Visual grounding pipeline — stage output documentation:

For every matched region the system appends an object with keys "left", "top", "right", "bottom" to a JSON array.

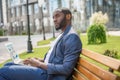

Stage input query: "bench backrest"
[{"left": 72, "top": 49, "right": 120, "bottom": 80}]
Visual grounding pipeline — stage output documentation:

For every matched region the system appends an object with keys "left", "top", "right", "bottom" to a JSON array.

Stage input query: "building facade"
[
  {"left": 68, "top": 0, "right": 120, "bottom": 32},
  {"left": 2, "top": 0, "right": 50, "bottom": 35},
  {"left": 2, "top": 0, "right": 120, "bottom": 35},
  {"left": 52, "top": 0, "right": 120, "bottom": 32},
  {"left": 85, "top": 0, "right": 120, "bottom": 31},
  {"left": 0, "top": 0, "right": 3, "bottom": 27}
]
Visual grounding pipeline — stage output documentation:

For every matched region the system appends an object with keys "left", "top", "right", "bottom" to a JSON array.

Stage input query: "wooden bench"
[{"left": 72, "top": 49, "right": 120, "bottom": 80}]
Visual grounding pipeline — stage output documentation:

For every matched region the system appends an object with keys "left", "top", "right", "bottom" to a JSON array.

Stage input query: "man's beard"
[{"left": 56, "top": 17, "right": 67, "bottom": 30}]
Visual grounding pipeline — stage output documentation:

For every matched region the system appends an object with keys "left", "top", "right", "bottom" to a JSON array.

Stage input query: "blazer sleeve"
[{"left": 47, "top": 34, "right": 82, "bottom": 75}]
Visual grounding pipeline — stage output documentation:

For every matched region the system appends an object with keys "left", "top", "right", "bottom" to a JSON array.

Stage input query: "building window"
[
  {"left": 44, "top": 18, "right": 48, "bottom": 27},
  {"left": 9, "top": 0, "right": 20, "bottom": 7},
  {"left": 42, "top": 3, "right": 47, "bottom": 14},
  {"left": 86, "top": 0, "right": 91, "bottom": 18},
  {"left": 10, "top": 0, "right": 14, "bottom": 7},
  {"left": 16, "top": 7, "right": 19, "bottom": 16},
  {"left": 34, "top": 3, "right": 39, "bottom": 14},
  {"left": 98, "top": 0, "right": 103, "bottom": 6},
  {"left": 14, "top": 0, "right": 19, "bottom": 5},
  {"left": 21, "top": 0, "right": 26, "bottom": 4},
  {"left": 11, "top": 8, "right": 14, "bottom": 17},
  {"left": 8, "top": 0, "right": 11, "bottom": 7},
  {"left": 108, "top": 0, "right": 112, "bottom": 6},
  {"left": 23, "top": 21, "right": 26, "bottom": 30},
  {"left": 22, "top": 6, "right": 26, "bottom": 15},
  {"left": 29, "top": 5, "right": 32, "bottom": 15}
]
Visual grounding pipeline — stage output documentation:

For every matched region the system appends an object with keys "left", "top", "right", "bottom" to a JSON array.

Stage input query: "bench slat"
[
  {"left": 72, "top": 70, "right": 86, "bottom": 80},
  {"left": 82, "top": 49, "right": 120, "bottom": 71},
  {"left": 76, "top": 64, "right": 101, "bottom": 80},
  {"left": 79, "top": 58, "right": 117, "bottom": 80}
]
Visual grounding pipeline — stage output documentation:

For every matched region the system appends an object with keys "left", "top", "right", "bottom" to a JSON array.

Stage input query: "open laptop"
[{"left": 5, "top": 42, "right": 23, "bottom": 64}]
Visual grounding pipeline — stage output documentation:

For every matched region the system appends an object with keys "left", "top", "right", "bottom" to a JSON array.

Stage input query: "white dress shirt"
[{"left": 44, "top": 33, "right": 63, "bottom": 64}]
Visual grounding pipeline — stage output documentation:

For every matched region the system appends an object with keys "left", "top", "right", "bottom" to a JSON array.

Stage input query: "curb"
[{"left": 0, "top": 37, "right": 8, "bottom": 42}]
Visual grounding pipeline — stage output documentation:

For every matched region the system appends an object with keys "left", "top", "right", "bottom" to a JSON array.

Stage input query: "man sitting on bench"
[{"left": 0, "top": 8, "right": 82, "bottom": 80}]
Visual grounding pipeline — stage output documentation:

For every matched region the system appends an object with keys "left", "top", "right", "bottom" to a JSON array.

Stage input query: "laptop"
[{"left": 5, "top": 42, "right": 23, "bottom": 64}]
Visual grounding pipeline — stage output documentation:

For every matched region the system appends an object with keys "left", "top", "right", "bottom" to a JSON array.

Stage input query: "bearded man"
[{"left": 0, "top": 8, "right": 82, "bottom": 80}]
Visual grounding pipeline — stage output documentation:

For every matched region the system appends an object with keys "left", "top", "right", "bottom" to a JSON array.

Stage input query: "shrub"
[
  {"left": 22, "top": 31, "right": 27, "bottom": 35},
  {"left": 103, "top": 49, "right": 118, "bottom": 58},
  {"left": 87, "top": 24, "right": 106, "bottom": 44},
  {"left": 0, "top": 29, "right": 3, "bottom": 36}
]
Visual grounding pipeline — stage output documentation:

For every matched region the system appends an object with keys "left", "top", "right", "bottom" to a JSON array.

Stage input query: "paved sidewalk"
[{"left": 107, "top": 31, "right": 120, "bottom": 36}]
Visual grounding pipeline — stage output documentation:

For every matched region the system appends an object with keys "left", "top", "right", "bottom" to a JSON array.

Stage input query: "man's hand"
[
  {"left": 23, "top": 58, "right": 48, "bottom": 70},
  {"left": 23, "top": 58, "right": 41, "bottom": 67}
]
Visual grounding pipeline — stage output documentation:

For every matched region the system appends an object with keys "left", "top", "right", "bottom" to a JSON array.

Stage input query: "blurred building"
[
  {"left": 49, "top": 0, "right": 120, "bottom": 32},
  {"left": 0, "top": 0, "right": 3, "bottom": 27},
  {"left": 2, "top": 0, "right": 50, "bottom": 35},
  {"left": 1, "top": 0, "right": 120, "bottom": 35},
  {"left": 85, "top": 0, "right": 120, "bottom": 31},
  {"left": 68, "top": 0, "right": 120, "bottom": 32}
]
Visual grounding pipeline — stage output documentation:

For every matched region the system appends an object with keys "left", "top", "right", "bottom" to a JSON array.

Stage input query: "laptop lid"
[{"left": 5, "top": 42, "right": 21, "bottom": 64}]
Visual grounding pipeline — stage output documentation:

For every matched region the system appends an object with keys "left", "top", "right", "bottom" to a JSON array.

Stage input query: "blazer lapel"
[
  {"left": 48, "top": 33, "right": 63, "bottom": 63},
  {"left": 48, "top": 25, "right": 72, "bottom": 63}
]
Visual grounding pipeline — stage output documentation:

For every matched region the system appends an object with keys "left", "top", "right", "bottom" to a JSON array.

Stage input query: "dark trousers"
[{"left": 0, "top": 62, "right": 47, "bottom": 80}]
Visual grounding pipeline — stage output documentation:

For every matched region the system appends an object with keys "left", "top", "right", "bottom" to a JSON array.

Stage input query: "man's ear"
[{"left": 66, "top": 14, "right": 71, "bottom": 20}]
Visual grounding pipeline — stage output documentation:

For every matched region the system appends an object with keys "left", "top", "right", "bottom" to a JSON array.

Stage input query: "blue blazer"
[{"left": 45, "top": 25, "right": 82, "bottom": 80}]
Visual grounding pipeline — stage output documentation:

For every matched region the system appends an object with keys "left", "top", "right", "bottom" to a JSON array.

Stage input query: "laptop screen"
[{"left": 5, "top": 43, "right": 20, "bottom": 64}]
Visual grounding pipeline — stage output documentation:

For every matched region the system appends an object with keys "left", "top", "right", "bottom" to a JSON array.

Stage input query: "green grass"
[
  {"left": 0, "top": 59, "right": 11, "bottom": 67},
  {"left": 37, "top": 38, "right": 55, "bottom": 46},
  {"left": 19, "top": 47, "right": 49, "bottom": 59},
  {"left": 0, "top": 47, "right": 50, "bottom": 67},
  {"left": 80, "top": 35, "right": 120, "bottom": 59}
]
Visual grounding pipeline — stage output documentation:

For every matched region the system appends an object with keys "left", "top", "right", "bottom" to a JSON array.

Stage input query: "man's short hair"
[{"left": 54, "top": 8, "right": 72, "bottom": 20}]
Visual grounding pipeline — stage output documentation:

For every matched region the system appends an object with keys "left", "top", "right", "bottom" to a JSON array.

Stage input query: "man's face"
[{"left": 53, "top": 11, "right": 65, "bottom": 30}]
